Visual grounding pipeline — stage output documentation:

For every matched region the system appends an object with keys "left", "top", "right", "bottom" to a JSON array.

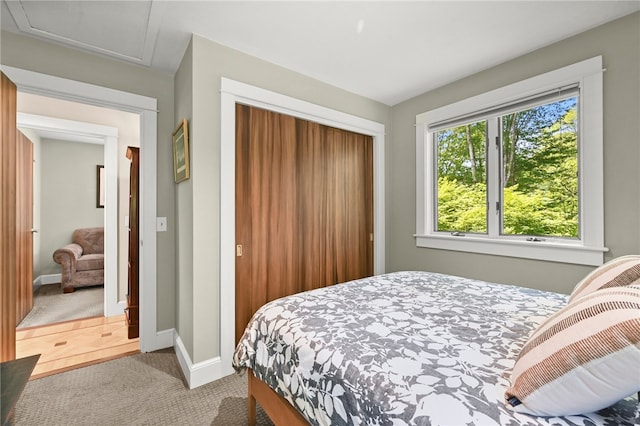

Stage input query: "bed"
[{"left": 232, "top": 270, "right": 640, "bottom": 425}]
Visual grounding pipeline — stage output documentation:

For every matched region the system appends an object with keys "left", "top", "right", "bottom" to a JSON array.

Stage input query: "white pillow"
[
  {"left": 505, "top": 285, "right": 640, "bottom": 416},
  {"left": 569, "top": 255, "right": 640, "bottom": 303}
]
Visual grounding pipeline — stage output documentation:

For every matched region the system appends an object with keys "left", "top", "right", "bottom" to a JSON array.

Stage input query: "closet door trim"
[{"left": 219, "top": 77, "right": 386, "bottom": 376}]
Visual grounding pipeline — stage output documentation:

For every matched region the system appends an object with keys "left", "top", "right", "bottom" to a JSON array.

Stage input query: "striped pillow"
[
  {"left": 505, "top": 285, "right": 640, "bottom": 416},
  {"left": 569, "top": 255, "right": 640, "bottom": 303}
]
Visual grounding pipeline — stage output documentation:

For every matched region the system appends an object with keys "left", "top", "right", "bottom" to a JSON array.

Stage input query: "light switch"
[{"left": 156, "top": 217, "right": 167, "bottom": 232}]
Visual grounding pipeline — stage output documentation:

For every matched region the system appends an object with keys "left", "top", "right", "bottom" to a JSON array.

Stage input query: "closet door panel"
[
  {"left": 297, "top": 123, "right": 373, "bottom": 288},
  {"left": 236, "top": 105, "right": 298, "bottom": 343},
  {"left": 235, "top": 104, "right": 374, "bottom": 343},
  {"left": 235, "top": 104, "right": 253, "bottom": 343},
  {"left": 323, "top": 127, "right": 373, "bottom": 285},
  {"left": 297, "top": 120, "right": 331, "bottom": 290}
]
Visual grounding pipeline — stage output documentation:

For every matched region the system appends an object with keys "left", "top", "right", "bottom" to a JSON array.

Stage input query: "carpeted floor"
[
  {"left": 17, "top": 284, "right": 104, "bottom": 328},
  {"left": 14, "top": 348, "right": 274, "bottom": 425}
]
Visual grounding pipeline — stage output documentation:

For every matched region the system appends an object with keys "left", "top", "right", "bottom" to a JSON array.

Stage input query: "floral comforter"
[{"left": 232, "top": 271, "right": 639, "bottom": 426}]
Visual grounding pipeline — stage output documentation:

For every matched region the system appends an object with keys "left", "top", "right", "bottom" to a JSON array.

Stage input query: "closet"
[{"left": 235, "top": 104, "right": 374, "bottom": 342}]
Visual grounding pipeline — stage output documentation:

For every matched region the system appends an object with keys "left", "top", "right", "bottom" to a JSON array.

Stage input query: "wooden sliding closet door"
[
  {"left": 235, "top": 105, "right": 299, "bottom": 343},
  {"left": 235, "top": 104, "right": 374, "bottom": 343},
  {"left": 297, "top": 121, "right": 374, "bottom": 291}
]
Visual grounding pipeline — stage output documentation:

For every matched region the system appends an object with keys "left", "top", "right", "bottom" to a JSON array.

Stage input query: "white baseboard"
[
  {"left": 34, "top": 273, "right": 61, "bottom": 287},
  {"left": 174, "top": 332, "right": 230, "bottom": 389}
]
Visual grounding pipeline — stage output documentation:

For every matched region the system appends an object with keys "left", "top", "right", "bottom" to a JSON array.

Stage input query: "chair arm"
[{"left": 53, "top": 243, "right": 83, "bottom": 282}]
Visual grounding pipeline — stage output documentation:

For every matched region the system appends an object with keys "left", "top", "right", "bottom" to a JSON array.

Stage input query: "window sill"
[{"left": 414, "top": 234, "right": 607, "bottom": 266}]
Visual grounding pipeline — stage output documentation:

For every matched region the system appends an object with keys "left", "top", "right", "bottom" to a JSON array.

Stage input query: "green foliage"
[
  {"left": 437, "top": 179, "right": 578, "bottom": 237},
  {"left": 437, "top": 177, "right": 486, "bottom": 233},
  {"left": 436, "top": 99, "right": 578, "bottom": 238},
  {"left": 503, "top": 185, "right": 577, "bottom": 237}
]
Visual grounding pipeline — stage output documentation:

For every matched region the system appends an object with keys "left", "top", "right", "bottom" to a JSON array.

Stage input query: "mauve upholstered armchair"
[{"left": 53, "top": 227, "right": 104, "bottom": 293}]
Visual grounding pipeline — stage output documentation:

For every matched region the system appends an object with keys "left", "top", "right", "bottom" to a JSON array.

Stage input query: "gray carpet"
[
  {"left": 17, "top": 284, "right": 104, "bottom": 328},
  {"left": 14, "top": 349, "right": 274, "bottom": 425}
]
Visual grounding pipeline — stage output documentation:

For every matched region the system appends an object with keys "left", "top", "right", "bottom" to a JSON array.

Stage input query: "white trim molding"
[
  {"left": 2, "top": 65, "right": 165, "bottom": 351},
  {"left": 34, "top": 273, "right": 61, "bottom": 287},
  {"left": 415, "top": 56, "right": 606, "bottom": 266},
  {"left": 174, "top": 331, "right": 225, "bottom": 389}
]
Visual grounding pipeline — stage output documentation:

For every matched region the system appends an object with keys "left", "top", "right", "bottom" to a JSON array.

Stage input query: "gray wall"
[
  {"left": 1, "top": 30, "right": 177, "bottom": 331},
  {"left": 40, "top": 139, "right": 104, "bottom": 275},
  {"left": 174, "top": 37, "right": 194, "bottom": 357},
  {"left": 388, "top": 12, "right": 640, "bottom": 294},
  {"left": 175, "top": 35, "right": 393, "bottom": 363}
]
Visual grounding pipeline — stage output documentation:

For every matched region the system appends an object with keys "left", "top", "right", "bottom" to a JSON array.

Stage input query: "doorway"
[
  {"left": 15, "top": 94, "right": 136, "bottom": 325},
  {"left": 1, "top": 65, "right": 160, "bottom": 360},
  {"left": 12, "top": 94, "right": 140, "bottom": 375}
]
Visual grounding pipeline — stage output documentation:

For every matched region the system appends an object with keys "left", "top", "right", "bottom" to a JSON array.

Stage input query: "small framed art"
[{"left": 173, "top": 119, "right": 190, "bottom": 183}]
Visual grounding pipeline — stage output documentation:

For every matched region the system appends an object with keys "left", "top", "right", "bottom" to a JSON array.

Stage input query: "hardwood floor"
[{"left": 15, "top": 314, "right": 139, "bottom": 379}]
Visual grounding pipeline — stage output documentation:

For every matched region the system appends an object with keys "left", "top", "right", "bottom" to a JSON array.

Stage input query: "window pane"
[
  {"left": 435, "top": 121, "right": 487, "bottom": 233},
  {"left": 501, "top": 97, "right": 578, "bottom": 238}
]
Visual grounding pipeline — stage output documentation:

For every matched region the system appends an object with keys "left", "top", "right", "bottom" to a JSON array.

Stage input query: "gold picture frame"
[{"left": 173, "top": 119, "right": 190, "bottom": 183}]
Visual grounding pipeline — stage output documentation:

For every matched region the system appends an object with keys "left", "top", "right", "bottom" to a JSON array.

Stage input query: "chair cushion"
[
  {"left": 76, "top": 254, "right": 104, "bottom": 271},
  {"left": 72, "top": 227, "right": 104, "bottom": 255}
]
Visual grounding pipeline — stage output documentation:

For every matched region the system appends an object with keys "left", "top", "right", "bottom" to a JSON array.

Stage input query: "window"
[{"left": 416, "top": 57, "right": 605, "bottom": 266}]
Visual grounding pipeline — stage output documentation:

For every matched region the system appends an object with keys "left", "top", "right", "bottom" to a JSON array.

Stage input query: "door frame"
[
  {"left": 17, "top": 112, "right": 120, "bottom": 317},
  {"left": 2, "top": 65, "right": 162, "bottom": 352},
  {"left": 219, "top": 77, "right": 386, "bottom": 376}
]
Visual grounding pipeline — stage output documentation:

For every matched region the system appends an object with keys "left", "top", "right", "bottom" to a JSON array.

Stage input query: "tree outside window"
[{"left": 435, "top": 97, "right": 578, "bottom": 239}]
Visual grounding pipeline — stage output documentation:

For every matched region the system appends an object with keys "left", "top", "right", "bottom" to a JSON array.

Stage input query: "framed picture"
[
  {"left": 173, "top": 118, "right": 190, "bottom": 183},
  {"left": 96, "top": 165, "right": 105, "bottom": 208}
]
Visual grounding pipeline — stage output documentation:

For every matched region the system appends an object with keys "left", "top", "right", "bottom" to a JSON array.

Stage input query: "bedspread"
[{"left": 232, "top": 271, "right": 639, "bottom": 426}]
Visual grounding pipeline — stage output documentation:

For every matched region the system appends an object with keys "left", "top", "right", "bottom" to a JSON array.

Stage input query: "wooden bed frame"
[{"left": 248, "top": 368, "right": 308, "bottom": 426}]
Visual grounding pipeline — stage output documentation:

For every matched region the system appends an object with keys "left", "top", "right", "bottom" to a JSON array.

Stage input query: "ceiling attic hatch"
[{"left": 5, "top": 0, "right": 163, "bottom": 67}]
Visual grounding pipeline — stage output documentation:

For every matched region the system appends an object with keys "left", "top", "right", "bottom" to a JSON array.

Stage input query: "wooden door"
[
  {"left": 235, "top": 106, "right": 299, "bottom": 343},
  {"left": 1, "top": 71, "right": 18, "bottom": 361},
  {"left": 235, "top": 104, "right": 374, "bottom": 343},
  {"left": 125, "top": 147, "right": 139, "bottom": 339},
  {"left": 16, "top": 131, "right": 34, "bottom": 325}
]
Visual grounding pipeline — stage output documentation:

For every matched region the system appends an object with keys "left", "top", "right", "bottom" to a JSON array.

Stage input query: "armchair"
[{"left": 53, "top": 227, "right": 104, "bottom": 293}]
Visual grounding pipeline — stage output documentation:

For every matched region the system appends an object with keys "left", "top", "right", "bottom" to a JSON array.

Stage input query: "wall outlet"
[{"left": 156, "top": 217, "right": 167, "bottom": 232}]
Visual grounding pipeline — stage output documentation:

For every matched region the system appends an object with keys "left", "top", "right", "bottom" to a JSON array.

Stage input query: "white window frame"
[{"left": 415, "top": 56, "right": 606, "bottom": 266}]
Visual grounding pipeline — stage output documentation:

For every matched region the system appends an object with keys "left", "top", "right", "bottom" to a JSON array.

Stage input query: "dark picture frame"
[
  {"left": 96, "top": 165, "right": 105, "bottom": 208},
  {"left": 173, "top": 119, "right": 190, "bottom": 183}
]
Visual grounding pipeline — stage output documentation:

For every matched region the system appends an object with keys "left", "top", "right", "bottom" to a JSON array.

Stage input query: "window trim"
[{"left": 415, "top": 56, "right": 606, "bottom": 266}]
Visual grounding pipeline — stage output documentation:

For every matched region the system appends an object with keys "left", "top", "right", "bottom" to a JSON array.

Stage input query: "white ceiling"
[{"left": 2, "top": 1, "right": 639, "bottom": 106}]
